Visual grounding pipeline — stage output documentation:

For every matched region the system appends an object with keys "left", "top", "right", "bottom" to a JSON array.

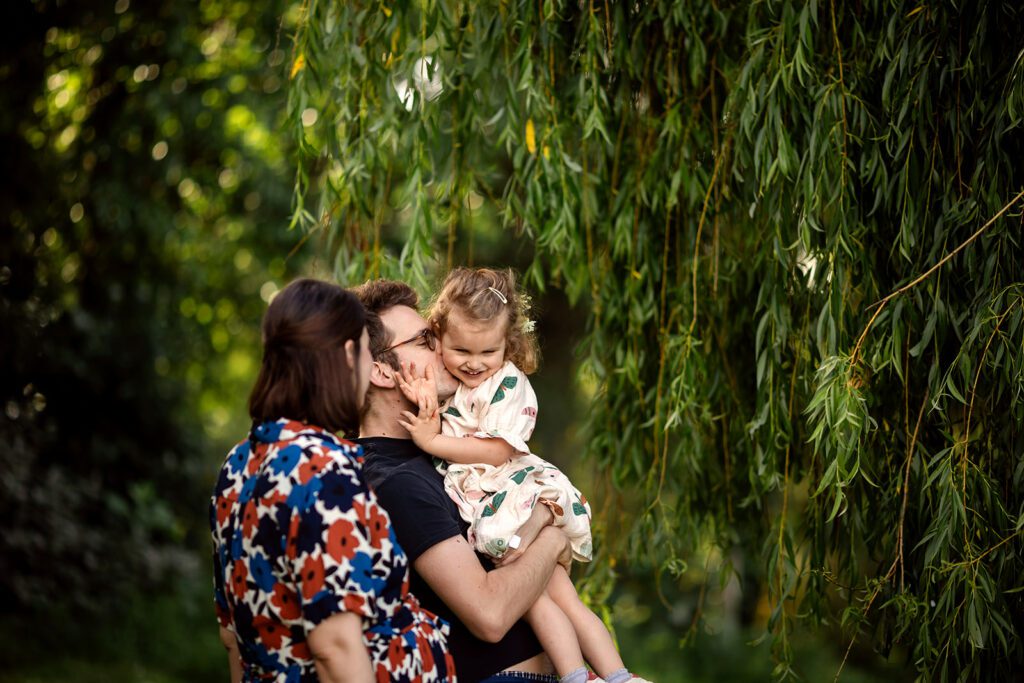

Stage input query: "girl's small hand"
[
  {"left": 397, "top": 370, "right": 441, "bottom": 450},
  {"left": 396, "top": 361, "right": 438, "bottom": 412},
  {"left": 398, "top": 407, "right": 440, "bottom": 450}
]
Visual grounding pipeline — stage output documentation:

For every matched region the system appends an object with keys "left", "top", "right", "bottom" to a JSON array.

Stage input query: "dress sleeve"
[
  {"left": 475, "top": 364, "right": 538, "bottom": 455},
  {"left": 284, "top": 443, "right": 386, "bottom": 633},
  {"left": 212, "top": 544, "right": 233, "bottom": 631}
]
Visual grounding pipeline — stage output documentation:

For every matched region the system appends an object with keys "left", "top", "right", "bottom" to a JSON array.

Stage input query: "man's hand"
[
  {"left": 496, "top": 499, "right": 554, "bottom": 567},
  {"left": 397, "top": 362, "right": 441, "bottom": 450}
]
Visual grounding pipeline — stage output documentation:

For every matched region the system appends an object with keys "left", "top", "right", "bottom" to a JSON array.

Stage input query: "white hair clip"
[{"left": 487, "top": 286, "right": 508, "bottom": 304}]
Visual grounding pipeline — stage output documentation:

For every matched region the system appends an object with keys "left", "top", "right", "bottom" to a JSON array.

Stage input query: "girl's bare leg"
[
  {"left": 524, "top": 590, "right": 585, "bottom": 677},
  {"left": 547, "top": 565, "right": 625, "bottom": 677}
]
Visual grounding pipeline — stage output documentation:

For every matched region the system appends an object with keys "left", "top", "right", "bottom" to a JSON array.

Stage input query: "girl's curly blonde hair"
[{"left": 428, "top": 267, "right": 539, "bottom": 375}]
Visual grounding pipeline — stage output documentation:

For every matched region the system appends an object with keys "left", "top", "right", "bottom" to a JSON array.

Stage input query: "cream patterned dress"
[{"left": 438, "top": 360, "right": 593, "bottom": 562}]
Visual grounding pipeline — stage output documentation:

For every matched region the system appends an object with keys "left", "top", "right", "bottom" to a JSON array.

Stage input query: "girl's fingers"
[
  {"left": 417, "top": 391, "right": 429, "bottom": 416},
  {"left": 400, "top": 411, "right": 417, "bottom": 424}
]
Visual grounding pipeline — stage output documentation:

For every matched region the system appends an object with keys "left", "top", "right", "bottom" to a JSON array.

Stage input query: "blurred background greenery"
[{"left": 1, "top": 1, "right": 911, "bottom": 681}]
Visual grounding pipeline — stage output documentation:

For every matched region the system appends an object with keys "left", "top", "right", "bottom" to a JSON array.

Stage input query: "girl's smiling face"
[{"left": 440, "top": 308, "right": 507, "bottom": 389}]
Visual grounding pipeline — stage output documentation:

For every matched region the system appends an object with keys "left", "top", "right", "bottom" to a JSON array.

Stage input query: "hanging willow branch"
[{"left": 290, "top": 1, "right": 1024, "bottom": 679}]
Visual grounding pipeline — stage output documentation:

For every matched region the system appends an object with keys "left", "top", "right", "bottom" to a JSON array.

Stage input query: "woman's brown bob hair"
[{"left": 248, "top": 278, "right": 366, "bottom": 435}]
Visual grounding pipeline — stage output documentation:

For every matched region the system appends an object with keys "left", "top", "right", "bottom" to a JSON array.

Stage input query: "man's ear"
[{"left": 369, "top": 360, "right": 397, "bottom": 389}]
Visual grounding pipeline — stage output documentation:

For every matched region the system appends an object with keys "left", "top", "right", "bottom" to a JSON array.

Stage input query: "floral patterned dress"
[
  {"left": 439, "top": 361, "right": 593, "bottom": 562},
  {"left": 210, "top": 418, "right": 455, "bottom": 682}
]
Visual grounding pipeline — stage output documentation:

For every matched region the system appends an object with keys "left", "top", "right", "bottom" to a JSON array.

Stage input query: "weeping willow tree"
[{"left": 287, "top": 0, "right": 1024, "bottom": 679}]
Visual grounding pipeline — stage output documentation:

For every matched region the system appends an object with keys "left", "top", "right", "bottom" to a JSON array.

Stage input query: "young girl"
[{"left": 397, "top": 267, "right": 648, "bottom": 683}]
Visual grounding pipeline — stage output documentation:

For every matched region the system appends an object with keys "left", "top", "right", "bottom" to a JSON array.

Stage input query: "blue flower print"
[
  {"left": 286, "top": 478, "right": 323, "bottom": 512},
  {"left": 253, "top": 515, "right": 284, "bottom": 559},
  {"left": 219, "top": 543, "right": 232, "bottom": 573},
  {"left": 227, "top": 441, "right": 250, "bottom": 474},
  {"left": 350, "top": 551, "right": 386, "bottom": 594},
  {"left": 269, "top": 445, "right": 302, "bottom": 476},
  {"left": 213, "top": 466, "right": 235, "bottom": 496},
  {"left": 231, "top": 528, "right": 244, "bottom": 560},
  {"left": 239, "top": 476, "right": 258, "bottom": 504},
  {"left": 303, "top": 590, "right": 342, "bottom": 625},
  {"left": 318, "top": 469, "right": 357, "bottom": 511},
  {"left": 252, "top": 420, "right": 284, "bottom": 444},
  {"left": 249, "top": 552, "right": 276, "bottom": 593},
  {"left": 293, "top": 508, "right": 325, "bottom": 557}
]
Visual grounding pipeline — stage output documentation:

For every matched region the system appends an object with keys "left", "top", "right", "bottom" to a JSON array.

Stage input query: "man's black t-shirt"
[{"left": 356, "top": 437, "right": 543, "bottom": 682}]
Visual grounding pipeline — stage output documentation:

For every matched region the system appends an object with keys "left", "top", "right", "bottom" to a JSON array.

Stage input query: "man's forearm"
[
  {"left": 481, "top": 526, "right": 568, "bottom": 635},
  {"left": 412, "top": 506, "right": 571, "bottom": 642}
]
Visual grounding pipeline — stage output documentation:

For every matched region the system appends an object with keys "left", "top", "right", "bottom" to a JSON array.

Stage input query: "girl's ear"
[
  {"left": 343, "top": 339, "right": 356, "bottom": 370},
  {"left": 369, "top": 360, "right": 396, "bottom": 389}
]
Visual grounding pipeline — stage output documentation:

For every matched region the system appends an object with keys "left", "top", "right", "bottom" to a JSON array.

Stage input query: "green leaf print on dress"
[
  {"left": 490, "top": 376, "right": 519, "bottom": 404},
  {"left": 572, "top": 502, "right": 587, "bottom": 516},
  {"left": 444, "top": 406, "right": 462, "bottom": 418},
  {"left": 484, "top": 537, "right": 508, "bottom": 557},
  {"left": 480, "top": 490, "right": 507, "bottom": 517},
  {"left": 509, "top": 466, "right": 535, "bottom": 484}
]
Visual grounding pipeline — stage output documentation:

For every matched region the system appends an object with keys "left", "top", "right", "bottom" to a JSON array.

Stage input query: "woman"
[{"left": 210, "top": 278, "right": 455, "bottom": 682}]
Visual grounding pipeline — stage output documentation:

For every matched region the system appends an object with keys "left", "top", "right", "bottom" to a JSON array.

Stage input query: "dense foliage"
[
  {"left": 291, "top": 1, "right": 1024, "bottom": 679},
  {"left": 0, "top": 0, "right": 299, "bottom": 612}
]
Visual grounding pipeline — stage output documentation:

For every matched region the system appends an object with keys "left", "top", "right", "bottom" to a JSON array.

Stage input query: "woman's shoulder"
[{"left": 250, "top": 418, "right": 364, "bottom": 467}]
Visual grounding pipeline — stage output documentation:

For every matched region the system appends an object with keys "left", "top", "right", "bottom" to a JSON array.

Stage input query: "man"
[{"left": 352, "top": 279, "right": 570, "bottom": 683}]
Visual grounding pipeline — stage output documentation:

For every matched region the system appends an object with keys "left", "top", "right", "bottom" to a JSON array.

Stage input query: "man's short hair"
[{"left": 350, "top": 279, "right": 419, "bottom": 370}]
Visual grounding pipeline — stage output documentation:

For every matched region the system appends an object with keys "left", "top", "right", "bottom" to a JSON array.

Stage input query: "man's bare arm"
[{"left": 414, "top": 508, "right": 570, "bottom": 643}]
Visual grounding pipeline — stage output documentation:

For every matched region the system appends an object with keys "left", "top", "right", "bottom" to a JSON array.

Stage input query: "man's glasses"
[{"left": 382, "top": 327, "right": 437, "bottom": 353}]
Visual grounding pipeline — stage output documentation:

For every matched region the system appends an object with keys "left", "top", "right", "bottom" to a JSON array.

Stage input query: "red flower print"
[
  {"left": 230, "top": 560, "right": 248, "bottom": 598},
  {"left": 361, "top": 502, "right": 390, "bottom": 549},
  {"left": 271, "top": 584, "right": 301, "bottom": 621},
  {"left": 246, "top": 447, "right": 267, "bottom": 474},
  {"left": 216, "top": 492, "right": 238, "bottom": 526},
  {"left": 286, "top": 514, "right": 301, "bottom": 559},
  {"left": 241, "top": 500, "right": 259, "bottom": 538},
  {"left": 417, "top": 634, "right": 435, "bottom": 672},
  {"left": 387, "top": 636, "right": 407, "bottom": 670},
  {"left": 291, "top": 641, "right": 310, "bottom": 660},
  {"left": 253, "top": 615, "right": 289, "bottom": 650},
  {"left": 215, "top": 602, "right": 231, "bottom": 629},
  {"left": 343, "top": 593, "right": 366, "bottom": 615},
  {"left": 326, "top": 518, "right": 359, "bottom": 562},
  {"left": 299, "top": 452, "right": 332, "bottom": 484},
  {"left": 264, "top": 490, "right": 288, "bottom": 507},
  {"left": 299, "top": 554, "right": 325, "bottom": 601}
]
